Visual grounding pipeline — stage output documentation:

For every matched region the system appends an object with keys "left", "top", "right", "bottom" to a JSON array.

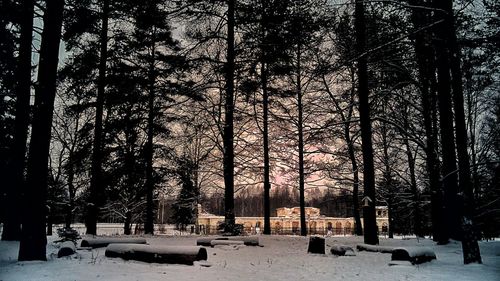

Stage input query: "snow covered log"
[
  {"left": 330, "top": 245, "right": 355, "bottom": 256},
  {"left": 196, "top": 237, "right": 219, "bottom": 246},
  {"left": 391, "top": 247, "right": 436, "bottom": 264},
  {"left": 81, "top": 237, "right": 147, "bottom": 248},
  {"left": 196, "top": 236, "right": 260, "bottom": 246},
  {"left": 307, "top": 236, "right": 325, "bottom": 254},
  {"left": 57, "top": 241, "right": 76, "bottom": 258},
  {"left": 105, "top": 244, "right": 208, "bottom": 265},
  {"left": 210, "top": 240, "right": 245, "bottom": 247},
  {"left": 356, "top": 244, "right": 394, "bottom": 253}
]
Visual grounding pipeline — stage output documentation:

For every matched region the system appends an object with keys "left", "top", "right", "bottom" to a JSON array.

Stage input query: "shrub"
[{"left": 56, "top": 227, "right": 81, "bottom": 244}]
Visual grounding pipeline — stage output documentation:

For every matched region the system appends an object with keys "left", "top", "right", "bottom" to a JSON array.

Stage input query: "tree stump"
[{"left": 307, "top": 236, "right": 325, "bottom": 254}]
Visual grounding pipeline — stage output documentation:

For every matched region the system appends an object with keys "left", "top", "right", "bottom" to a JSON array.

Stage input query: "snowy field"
[{"left": 1, "top": 234, "right": 499, "bottom": 281}]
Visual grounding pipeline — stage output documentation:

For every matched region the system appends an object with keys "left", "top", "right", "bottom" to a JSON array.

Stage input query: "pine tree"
[
  {"left": 238, "top": 0, "right": 291, "bottom": 235},
  {"left": 222, "top": 0, "right": 237, "bottom": 234},
  {"left": 408, "top": 0, "right": 444, "bottom": 242},
  {"left": 129, "top": 0, "right": 185, "bottom": 235},
  {"left": 172, "top": 158, "right": 199, "bottom": 229},
  {"left": 354, "top": 0, "right": 378, "bottom": 245},
  {"left": 85, "top": 0, "right": 110, "bottom": 235},
  {"left": 18, "top": 0, "right": 65, "bottom": 261},
  {"left": 280, "top": 0, "right": 328, "bottom": 237},
  {"left": 430, "top": 0, "right": 463, "bottom": 244},
  {"left": 320, "top": 10, "right": 363, "bottom": 236},
  {"left": 2, "top": 0, "right": 34, "bottom": 241},
  {"left": 434, "top": 0, "right": 482, "bottom": 264},
  {"left": 0, "top": 0, "right": 19, "bottom": 239}
]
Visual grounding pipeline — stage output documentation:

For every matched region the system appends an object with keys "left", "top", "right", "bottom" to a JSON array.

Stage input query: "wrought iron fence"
[
  {"left": 51, "top": 223, "right": 388, "bottom": 237},
  {"left": 196, "top": 225, "right": 359, "bottom": 236}
]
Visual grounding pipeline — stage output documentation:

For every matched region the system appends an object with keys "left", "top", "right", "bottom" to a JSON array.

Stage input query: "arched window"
[
  {"left": 292, "top": 221, "right": 299, "bottom": 234},
  {"left": 274, "top": 222, "right": 281, "bottom": 234},
  {"left": 335, "top": 222, "right": 342, "bottom": 235},
  {"left": 310, "top": 221, "right": 317, "bottom": 234}
]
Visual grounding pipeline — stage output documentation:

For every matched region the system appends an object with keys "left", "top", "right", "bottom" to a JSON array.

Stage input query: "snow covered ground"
[{"left": 1, "top": 235, "right": 499, "bottom": 281}]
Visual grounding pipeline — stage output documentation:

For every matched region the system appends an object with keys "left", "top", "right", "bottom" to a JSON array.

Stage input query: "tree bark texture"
[
  {"left": 144, "top": 32, "right": 157, "bottom": 235},
  {"left": 347, "top": 124, "right": 363, "bottom": 236},
  {"left": 223, "top": 0, "right": 236, "bottom": 233},
  {"left": 354, "top": 0, "right": 378, "bottom": 245},
  {"left": 2, "top": 0, "right": 34, "bottom": 241},
  {"left": 18, "top": 0, "right": 65, "bottom": 261},
  {"left": 64, "top": 153, "right": 75, "bottom": 229},
  {"left": 402, "top": 104, "right": 422, "bottom": 237},
  {"left": 408, "top": 0, "right": 444, "bottom": 242},
  {"left": 262, "top": 60, "right": 271, "bottom": 235},
  {"left": 380, "top": 114, "right": 393, "bottom": 239},
  {"left": 124, "top": 211, "right": 132, "bottom": 235},
  {"left": 432, "top": 0, "right": 462, "bottom": 243},
  {"left": 296, "top": 45, "right": 307, "bottom": 237},
  {"left": 435, "top": 0, "right": 482, "bottom": 264},
  {"left": 86, "top": 0, "right": 109, "bottom": 235}
]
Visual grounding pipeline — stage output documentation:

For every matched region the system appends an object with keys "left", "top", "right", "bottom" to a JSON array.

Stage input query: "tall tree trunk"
[
  {"left": 18, "top": 0, "right": 64, "bottom": 261},
  {"left": 432, "top": 0, "right": 461, "bottom": 243},
  {"left": 347, "top": 71, "right": 363, "bottom": 236},
  {"left": 2, "top": 0, "right": 34, "bottom": 241},
  {"left": 347, "top": 124, "right": 362, "bottom": 236},
  {"left": 408, "top": 0, "right": 444, "bottom": 242},
  {"left": 439, "top": 0, "right": 482, "bottom": 264},
  {"left": 86, "top": 0, "right": 109, "bottom": 235},
  {"left": 380, "top": 112, "right": 393, "bottom": 239},
  {"left": 123, "top": 112, "right": 137, "bottom": 235},
  {"left": 354, "top": 0, "right": 378, "bottom": 245},
  {"left": 64, "top": 114, "right": 80, "bottom": 229},
  {"left": 464, "top": 60, "right": 480, "bottom": 202},
  {"left": 323, "top": 70, "right": 362, "bottom": 236},
  {"left": 223, "top": 0, "right": 236, "bottom": 234},
  {"left": 402, "top": 105, "right": 422, "bottom": 237},
  {"left": 259, "top": 0, "right": 272, "bottom": 236},
  {"left": 124, "top": 211, "right": 132, "bottom": 235},
  {"left": 387, "top": 200, "right": 394, "bottom": 238},
  {"left": 296, "top": 44, "right": 307, "bottom": 237},
  {"left": 465, "top": 89, "right": 479, "bottom": 201},
  {"left": 144, "top": 31, "right": 157, "bottom": 235},
  {"left": 46, "top": 210, "right": 52, "bottom": 236},
  {"left": 65, "top": 154, "right": 75, "bottom": 229},
  {"left": 261, "top": 59, "right": 271, "bottom": 235}
]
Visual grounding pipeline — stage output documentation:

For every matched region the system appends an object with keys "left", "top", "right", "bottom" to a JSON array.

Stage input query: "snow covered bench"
[
  {"left": 391, "top": 247, "right": 436, "bottom": 264},
  {"left": 105, "top": 244, "right": 208, "bottom": 265},
  {"left": 196, "top": 236, "right": 260, "bottom": 247},
  {"left": 81, "top": 237, "right": 147, "bottom": 248}
]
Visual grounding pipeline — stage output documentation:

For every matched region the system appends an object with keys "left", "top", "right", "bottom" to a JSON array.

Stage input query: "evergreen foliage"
[
  {"left": 172, "top": 158, "right": 199, "bottom": 229},
  {"left": 1, "top": 0, "right": 497, "bottom": 265}
]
